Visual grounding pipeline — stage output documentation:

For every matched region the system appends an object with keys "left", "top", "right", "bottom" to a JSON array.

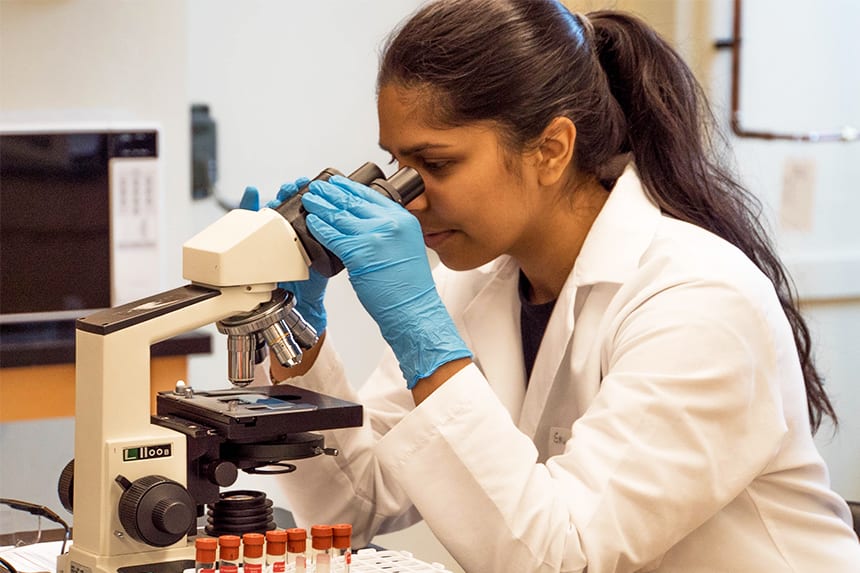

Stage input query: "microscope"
[{"left": 55, "top": 163, "right": 423, "bottom": 573}]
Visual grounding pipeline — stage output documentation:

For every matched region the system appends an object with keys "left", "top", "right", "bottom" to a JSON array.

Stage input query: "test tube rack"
[
  {"left": 192, "top": 549, "right": 453, "bottom": 573},
  {"left": 298, "top": 548, "right": 452, "bottom": 572}
]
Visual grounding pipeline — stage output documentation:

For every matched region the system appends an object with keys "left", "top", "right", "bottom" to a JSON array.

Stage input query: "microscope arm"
[{"left": 67, "top": 207, "right": 311, "bottom": 566}]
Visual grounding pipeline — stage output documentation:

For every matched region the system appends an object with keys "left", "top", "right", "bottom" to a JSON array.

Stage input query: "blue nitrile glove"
[
  {"left": 239, "top": 182, "right": 328, "bottom": 333},
  {"left": 301, "top": 175, "right": 472, "bottom": 389}
]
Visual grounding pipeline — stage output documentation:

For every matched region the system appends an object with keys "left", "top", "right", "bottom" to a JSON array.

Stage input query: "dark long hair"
[{"left": 378, "top": 0, "right": 836, "bottom": 431}]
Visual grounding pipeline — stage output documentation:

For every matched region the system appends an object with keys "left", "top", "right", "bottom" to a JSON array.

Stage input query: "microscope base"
[{"left": 58, "top": 543, "right": 194, "bottom": 573}]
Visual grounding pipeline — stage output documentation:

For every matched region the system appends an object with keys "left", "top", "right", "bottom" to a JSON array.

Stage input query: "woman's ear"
[{"left": 535, "top": 116, "right": 576, "bottom": 186}]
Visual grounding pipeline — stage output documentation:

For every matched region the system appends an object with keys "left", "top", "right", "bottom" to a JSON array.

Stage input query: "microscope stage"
[{"left": 154, "top": 384, "right": 362, "bottom": 443}]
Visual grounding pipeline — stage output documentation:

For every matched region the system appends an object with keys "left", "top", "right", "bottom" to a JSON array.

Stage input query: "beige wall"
[
  {"left": 563, "top": 0, "right": 678, "bottom": 38},
  {"left": 562, "top": 0, "right": 713, "bottom": 83}
]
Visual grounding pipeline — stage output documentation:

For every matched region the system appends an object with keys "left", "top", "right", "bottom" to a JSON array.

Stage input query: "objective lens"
[
  {"left": 217, "top": 289, "right": 319, "bottom": 384},
  {"left": 283, "top": 307, "right": 318, "bottom": 350},
  {"left": 259, "top": 320, "right": 302, "bottom": 368},
  {"left": 225, "top": 334, "right": 256, "bottom": 387}
]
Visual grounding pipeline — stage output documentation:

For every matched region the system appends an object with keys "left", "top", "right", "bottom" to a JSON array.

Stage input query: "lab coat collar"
[{"left": 572, "top": 163, "right": 662, "bottom": 287}]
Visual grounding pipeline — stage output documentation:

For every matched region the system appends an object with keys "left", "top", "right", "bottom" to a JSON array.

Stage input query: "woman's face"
[{"left": 377, "top": 84, "right": 553, "bottom": 271}]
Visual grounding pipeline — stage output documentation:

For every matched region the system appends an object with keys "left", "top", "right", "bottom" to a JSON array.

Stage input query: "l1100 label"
[{"left": 123, "top": 443, "right": 172, "bottom": 461}]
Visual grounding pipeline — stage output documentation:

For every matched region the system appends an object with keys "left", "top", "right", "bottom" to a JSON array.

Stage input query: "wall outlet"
[{"left": 780, "top": 156, "right": 816, "bottom": 232}]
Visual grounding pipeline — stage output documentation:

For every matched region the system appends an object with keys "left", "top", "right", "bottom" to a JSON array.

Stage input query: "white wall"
[{"left": 184, "top": 0, "right": 423, "bottom": 395}]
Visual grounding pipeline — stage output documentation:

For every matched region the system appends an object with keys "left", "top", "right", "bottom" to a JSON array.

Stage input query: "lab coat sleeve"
[
  {"left": 271, "top": 338, "right": 424, "bottom": 546},
  {"left": 374, "top": 278, "right": 788, "bottom": 573}
]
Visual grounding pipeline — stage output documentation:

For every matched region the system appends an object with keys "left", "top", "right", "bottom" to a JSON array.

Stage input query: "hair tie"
[{"left": 576, "top": 12, "right": 595, "bottom": 42}]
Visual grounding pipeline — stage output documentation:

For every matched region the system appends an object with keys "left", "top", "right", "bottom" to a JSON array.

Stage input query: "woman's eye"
[
  {"left": 386, "top": 153, "right": 453, "bottom": 174},
  {"left": 421, "top": 159, "right": 450, "bottom": 172}
]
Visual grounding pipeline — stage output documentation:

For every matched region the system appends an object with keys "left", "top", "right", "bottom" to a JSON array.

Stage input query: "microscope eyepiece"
[{"left": 369, "top": 166, "right": 424, "bottom": 206}]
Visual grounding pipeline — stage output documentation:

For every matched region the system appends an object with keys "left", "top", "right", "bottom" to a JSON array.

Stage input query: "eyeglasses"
[{"left": 0, "top": 499, "right": 70, "bottom": 553}]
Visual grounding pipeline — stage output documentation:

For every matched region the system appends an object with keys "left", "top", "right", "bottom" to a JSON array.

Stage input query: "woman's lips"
[{"left": 423, "top": 230, "right": 455, "bottom": 249}]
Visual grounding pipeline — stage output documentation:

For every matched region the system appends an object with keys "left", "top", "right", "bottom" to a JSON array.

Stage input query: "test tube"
[
  {"left": 195, "top": 537, "right": 217, "bottom": 573},
  {"left": 218, "top": 535, "right": 241, "bottom": 573},
  {"left": 265, "top": 529, "right": 288, "bottom": 573},
  {"left": 242, "top": 533, "right": 265, "bottom": 573},
  {"left": 286, "top": 527, "right": 307, "bottom": 573},
  {"left": 310, "top": 525, "right": 333, "bottom": 573},
  {"left": 332, "top": 524, "right": 352, "bottom": 572}
]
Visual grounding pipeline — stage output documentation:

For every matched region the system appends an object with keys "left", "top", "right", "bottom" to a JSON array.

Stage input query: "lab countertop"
[{"left": 0, "top": 320, "right": 212, "bottom": 368}]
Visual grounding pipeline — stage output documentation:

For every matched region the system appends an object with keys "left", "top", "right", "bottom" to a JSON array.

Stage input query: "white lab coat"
[{"left": 273, "top": 166, "right": 860, "bottom": 572}]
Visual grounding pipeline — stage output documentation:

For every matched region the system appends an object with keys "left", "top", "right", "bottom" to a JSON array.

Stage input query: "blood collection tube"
[
  {"left": 195, "top": 537, "right": 217, "bottom": 573},
  {"left": 265, "top": 529, "right": 288, "bottom": 573},
  {"left": 286, "top": 528, "right": 307, "bottom": 572},
  {"left": 332, "top": 524, "right": 353, "bottom": 572},
  {"left": 218, "top": 535, "right": 241, "bottom": 573},
  {"left": 310, "top": 525, "right": 333, "bottom": 573},
  {"left": 242, "top": 533, "right": 265, "bottom": 573}
]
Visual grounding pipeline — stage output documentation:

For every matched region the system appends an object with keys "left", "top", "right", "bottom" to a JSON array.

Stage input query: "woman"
[{"left": 247, "top": 0, "right": 860, "bottom": 570}]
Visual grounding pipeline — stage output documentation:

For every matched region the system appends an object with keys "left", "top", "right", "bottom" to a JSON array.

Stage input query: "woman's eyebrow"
[{"left": 378, "top": 142, "right": 453, "bottom": 156}]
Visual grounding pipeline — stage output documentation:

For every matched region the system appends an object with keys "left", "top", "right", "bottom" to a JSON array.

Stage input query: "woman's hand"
[{"left": 302, "top": 175, "right": 472, "bottom": 389}]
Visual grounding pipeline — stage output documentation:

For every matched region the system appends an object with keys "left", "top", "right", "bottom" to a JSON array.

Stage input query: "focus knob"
[
  {"left": 57, "top": 459, "right": 75, "bottom": 513},
  {"left": 153, "top": 498, "right": 194, "bottom": 536},
  {"left": 205, "top": 460, "right": 238, "bottom": 487},
  {"left": 117, "top": 474, "right": 196, "bottom": 547}
]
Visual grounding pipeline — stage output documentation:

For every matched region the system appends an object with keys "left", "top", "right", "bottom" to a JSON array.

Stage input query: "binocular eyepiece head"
[
  {"left": 219, "top": 162, "right": 424, "bottom": 386},
  {"left": 272, "top": 161, "right": 424, "bottom": 278}
]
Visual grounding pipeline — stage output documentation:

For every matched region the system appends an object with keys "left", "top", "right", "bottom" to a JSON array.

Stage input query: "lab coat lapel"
[
  {"left": 461, "top": 258, "right": 527, "bottom": 421},
  {"left": 517, "top": 164, "right": 663, "bottom": 457},
  {"left": 526, "top": 284, "right": 615, "bottom": 461},
  {"left": 518, "top": 270, "right": 578, "bottom": 440}
]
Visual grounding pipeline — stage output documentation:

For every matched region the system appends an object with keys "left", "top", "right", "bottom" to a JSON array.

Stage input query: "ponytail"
[{"left": 588, "top": 11, "right": 836, "bottom": 431}]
